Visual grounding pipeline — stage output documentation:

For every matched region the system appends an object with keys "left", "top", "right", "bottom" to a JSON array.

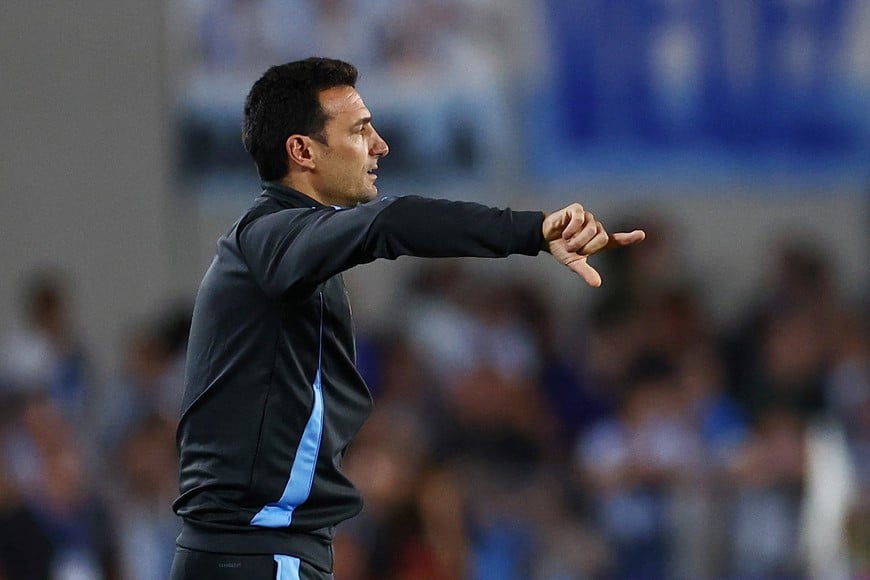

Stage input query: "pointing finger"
[{"left": 606, "top": 230, "right": 646, "bottom": 248}]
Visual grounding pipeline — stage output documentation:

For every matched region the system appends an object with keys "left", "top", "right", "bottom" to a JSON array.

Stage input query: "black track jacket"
[{"left": 174, "top": 182, "right": 545, "bottom": 570}]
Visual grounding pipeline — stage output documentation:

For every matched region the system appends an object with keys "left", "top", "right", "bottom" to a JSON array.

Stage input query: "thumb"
[{"left": 570, "top": 258, "right": 603, "bottom": 287}]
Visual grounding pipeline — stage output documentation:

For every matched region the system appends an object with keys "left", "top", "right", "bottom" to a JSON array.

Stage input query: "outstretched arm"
[
  {"left": 239, "top": 195, "right": 544, "bottom": 298},
  {"left": 240, "top": 195, "right": 642, "bottom": 298},
  {"left": 542, "top": 203, "right": 646, "bottom": 287}
]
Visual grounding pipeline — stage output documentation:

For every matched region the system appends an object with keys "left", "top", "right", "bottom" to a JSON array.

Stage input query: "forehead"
[{"left": 318, "top": 85, "right": 370, "bottom": 124}]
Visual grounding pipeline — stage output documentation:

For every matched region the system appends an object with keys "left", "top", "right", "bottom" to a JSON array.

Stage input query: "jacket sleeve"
[{"left": 237, "top": 195, "right": 544, "bottom": 299}]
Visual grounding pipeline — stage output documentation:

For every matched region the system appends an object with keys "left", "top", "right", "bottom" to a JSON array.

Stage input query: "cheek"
[{"left": 336, "top": 143, "right": 367, "bottom": 166}]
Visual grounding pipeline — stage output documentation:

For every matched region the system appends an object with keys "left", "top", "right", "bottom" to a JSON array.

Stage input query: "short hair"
[{"left": 242, "top": 57, "right": 359, "bottom": 182}]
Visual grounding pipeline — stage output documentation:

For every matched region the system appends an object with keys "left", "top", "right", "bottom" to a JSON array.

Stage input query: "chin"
[{"left": 341, "top": 192, "right": 373, "bottom": 207}]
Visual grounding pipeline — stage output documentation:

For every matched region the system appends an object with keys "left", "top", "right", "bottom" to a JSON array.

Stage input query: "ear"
[{"left": 285, "top": 135, "right": 316, "bottom": 170}]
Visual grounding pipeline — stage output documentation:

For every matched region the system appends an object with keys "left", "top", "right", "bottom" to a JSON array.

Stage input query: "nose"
[{"left": 371, "top": 127, "right": 389, "bottom": 158}]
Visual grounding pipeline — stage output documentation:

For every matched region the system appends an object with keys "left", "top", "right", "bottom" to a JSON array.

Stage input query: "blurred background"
[{"left": 1, "top": 0, "right": 868, "bottom": 578}]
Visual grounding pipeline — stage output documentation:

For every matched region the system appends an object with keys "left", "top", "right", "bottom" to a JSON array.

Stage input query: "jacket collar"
[{"left": 261, "top": 181, "right": 325, "bottom": 208}]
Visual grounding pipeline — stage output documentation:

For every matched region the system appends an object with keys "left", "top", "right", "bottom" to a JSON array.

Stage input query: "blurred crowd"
[
  {"left": 0, "top": 271, "right": 187, "bottom": 580},
  {"left": 172, "top": 0, "right": 870, "bottom": 192},
  {"left": 174, "top": 0, "right": 541, "bottom": 89},
  {"left": 173, "top": 0, "right": 546, "bottom": 186},
  {"left": 0, "top": 217, "right": 867, "bottom": 580}
]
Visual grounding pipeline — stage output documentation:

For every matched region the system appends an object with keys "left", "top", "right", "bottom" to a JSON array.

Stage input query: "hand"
[{"left": 542, "top": 203, "right": 645, "bottom": 287}]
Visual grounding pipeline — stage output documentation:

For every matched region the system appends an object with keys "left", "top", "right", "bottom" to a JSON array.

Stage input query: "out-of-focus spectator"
[
  {"left": 335, "top": 401, "right": 455, "bottom": 579},
  {"left": 576, "top": 351, "right": 701, "bottom": 579},
  {"left": 0, "top": 470, "right": 54, "bottom": 580},
  {"left": 0, "top": 270, "right": 90, "bottom": 423},
  {"left": 2, "top": 394, "right": 120, "bottom": 580},
  {"left": 94, "top": 305, "right": 190, "bottom": 454},
  {"left": 667, "top": 344, "right": 747, "bottom": 578},
  {"left": 406, "top": 265, "right": 540, "bottom": 387},
  {"left": 725, "top": 239, "right": 837, "bottom": 405},
  {"left": 826, "top": 304, "right": 870, "bottom": 573},
  {"left": 728, "top": 407, "right": 807, "bottom": 577},
  {"left": 741, "top": 302, "right": 832, "bottom": 420},
  {"left": 404, "top": 263, "right": 482, "bottom": 384},
  {"left": 641, "top": 284, "right": 712, "bottom": 357},
  {"left": 677, "top": 344, "right": 747, "bottom": 467},
  {"left": 397, "top": 466, "right": 468, "bottom": 580},
  {"left": 112, "top": 413, "right": 180, "bottom": 580},
  {"left": 447, "top": 363, "right": 554, "bottom": 470},
  {"left": 0, "top": 393, "right": 53, "bottom": 580},
  {"left": 445, "top": 359, "right": 558, "bottom": 579},
  {"left": 513, "top": 282, "right": 614, "bottom": 450}
]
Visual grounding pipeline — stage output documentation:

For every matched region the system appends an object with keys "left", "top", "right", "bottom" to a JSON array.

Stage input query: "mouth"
[{"left": 367, "top": 167, "right": 378, "bottom": 179}]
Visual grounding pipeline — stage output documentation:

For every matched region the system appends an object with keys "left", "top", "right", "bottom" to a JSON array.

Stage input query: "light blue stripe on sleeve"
[{"left": 274, "top": 554, "right": 301, "bottom": 580}]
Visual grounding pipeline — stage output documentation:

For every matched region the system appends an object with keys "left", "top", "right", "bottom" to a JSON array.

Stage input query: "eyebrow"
[{"left": 352, "top": 115, "right": 372, "bottom": 128}]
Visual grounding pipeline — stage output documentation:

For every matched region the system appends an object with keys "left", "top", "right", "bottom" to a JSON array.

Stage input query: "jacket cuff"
[{"left": 510, "top": 210, "right": 545, "bottom": 256}]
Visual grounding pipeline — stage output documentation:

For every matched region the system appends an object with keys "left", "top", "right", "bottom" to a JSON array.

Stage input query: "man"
[{"left": 170, "top": 57, "right": 644, "bottom": 580}]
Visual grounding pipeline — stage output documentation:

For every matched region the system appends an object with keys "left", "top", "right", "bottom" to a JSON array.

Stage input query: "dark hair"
[{"left": 242, "top": 57, "right": 359, "bottom": 181}]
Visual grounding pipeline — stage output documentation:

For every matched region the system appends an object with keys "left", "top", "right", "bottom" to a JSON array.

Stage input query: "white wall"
[{"left": 0, "top": 0, "right": 179, "bottom": 378}]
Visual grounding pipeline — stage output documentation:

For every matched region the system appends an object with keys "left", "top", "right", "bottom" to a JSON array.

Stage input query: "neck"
[{"left": 279, "top": 175, "right": 330, "bottom": 206}]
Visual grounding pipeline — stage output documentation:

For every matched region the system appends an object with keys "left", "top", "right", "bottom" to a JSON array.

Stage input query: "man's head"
[{"left": 243, "top": 57, "right": 389, "bottom": 206}]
